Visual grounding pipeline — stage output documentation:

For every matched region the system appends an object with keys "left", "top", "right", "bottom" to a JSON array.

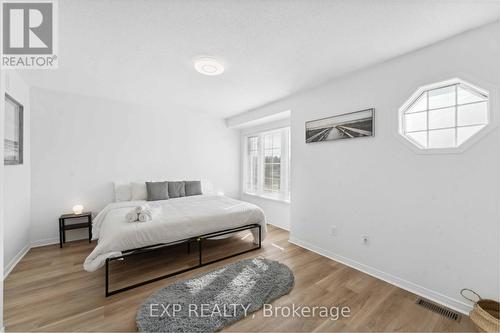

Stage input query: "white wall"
[
  {"left": 240, "top": 22, "right": 500, "bottom": 312},
  {"left": 240, "top": 119, "right": 291, "bottom": 230},
  {"left": 240, "top": 194, "right": 290, "bottom": 231},
  {"left": 3, "top": 71, "right": 31, "bottom": 276},
  {"left": 30, "top": 88, "right": 240, "bottom": 244},
  {"left": 0, "top": 56, "right": 6, "bottom": 331}
]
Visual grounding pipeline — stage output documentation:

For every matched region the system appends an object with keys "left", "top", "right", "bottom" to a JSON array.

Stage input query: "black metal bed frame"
[{"left": 105, "top": 223, "right": 261, "bottom": 297}]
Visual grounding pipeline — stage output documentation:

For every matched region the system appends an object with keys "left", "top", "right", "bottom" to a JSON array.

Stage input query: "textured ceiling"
[{"left": 18, "top": 0, "right": 500, "bottom": 118}]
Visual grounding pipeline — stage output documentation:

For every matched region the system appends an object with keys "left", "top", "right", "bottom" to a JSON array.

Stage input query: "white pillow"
[
  {"left": 131, "top": 182, "right": 147, "bottom": 200},
  {"left": 201, "top": 180, "right": 215, "bottom": 194},
  {"left": 114, "top": 182, "right": 131, "bottom": 202}
]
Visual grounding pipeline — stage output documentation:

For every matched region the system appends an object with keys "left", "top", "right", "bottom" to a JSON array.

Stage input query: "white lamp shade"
[{"left": 72, "top": 205, "right": 84, "bottom": 214}]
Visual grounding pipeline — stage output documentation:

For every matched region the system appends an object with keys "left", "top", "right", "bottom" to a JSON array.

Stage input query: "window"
[
  {"left": 244, "top": 127, "right": 290, "bottom": 202},
  {"left": 399, "top": 79, "right": 489, "bottom": 150},
  {"left": 246, "top": 136, "right": 259, "bottom": 193}
]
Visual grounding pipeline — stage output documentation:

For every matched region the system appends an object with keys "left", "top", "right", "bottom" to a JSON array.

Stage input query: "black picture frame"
[{"left": 4, "top": 93, "right": 24, "bottom": 165}]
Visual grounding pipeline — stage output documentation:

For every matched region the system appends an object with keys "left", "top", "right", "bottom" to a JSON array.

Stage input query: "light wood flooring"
[{"left": 4, "top": 225, "right": 475, "bottom": 332}]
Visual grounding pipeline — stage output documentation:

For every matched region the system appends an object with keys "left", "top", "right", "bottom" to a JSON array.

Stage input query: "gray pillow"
[
  {"left": 168, "top": 181, "right": 186, "bottom": 198},
  {"left": 184, "top": 180, "right": 202, "bottom": 196},
  {"left": 146, "top": 181, "right": 169, "bottom": 201}
]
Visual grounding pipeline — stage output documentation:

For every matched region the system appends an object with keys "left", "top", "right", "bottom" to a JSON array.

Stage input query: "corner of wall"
[{"left": 3, "top": 71, "right": 32, "bottom": 277}]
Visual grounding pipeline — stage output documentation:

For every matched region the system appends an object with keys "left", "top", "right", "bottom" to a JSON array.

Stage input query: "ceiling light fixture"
[{"left": 194, "top": 57, "right": 224, "bottom": 76}]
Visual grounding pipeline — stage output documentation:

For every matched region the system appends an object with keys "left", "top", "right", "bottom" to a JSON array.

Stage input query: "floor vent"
[{"left": 415, "top": 298, "right": 461, "bottom": 322}]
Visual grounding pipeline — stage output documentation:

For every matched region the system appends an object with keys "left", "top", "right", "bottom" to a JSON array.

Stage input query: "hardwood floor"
[{"left": 4, "top": 225, "right": 475, "bottom": 332}]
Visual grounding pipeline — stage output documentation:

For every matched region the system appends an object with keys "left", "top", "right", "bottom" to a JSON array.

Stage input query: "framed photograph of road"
[{"left": 305, "top": 108, "right": 374, "bottom": 143}]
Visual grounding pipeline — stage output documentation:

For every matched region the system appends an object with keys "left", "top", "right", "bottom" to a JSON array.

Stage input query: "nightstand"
[{"left": 59, "top": 212, "right": 92, "bottom": 248}]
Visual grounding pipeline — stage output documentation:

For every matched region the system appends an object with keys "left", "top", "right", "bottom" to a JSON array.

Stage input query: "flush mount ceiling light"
[{"left": 193, "top": 57, "right": 224, "bottom": 76}]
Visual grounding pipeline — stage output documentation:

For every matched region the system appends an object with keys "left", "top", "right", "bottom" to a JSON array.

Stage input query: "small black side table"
[{"left": 59, "top": 212, "right": 92, "bottom": 248}]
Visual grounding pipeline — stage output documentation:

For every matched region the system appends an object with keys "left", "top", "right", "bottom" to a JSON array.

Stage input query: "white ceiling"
[{"left": 19, "top": 0, "right": 500, "bottom": 118}]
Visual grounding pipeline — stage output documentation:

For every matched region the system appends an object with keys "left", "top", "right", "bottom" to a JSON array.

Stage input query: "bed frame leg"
[
  {"left": 258, "top": 225, "right": 262, "bottom": 249},
  {"left": 198, "top": 238, "right": 203, "bottom": 265},
  {"left": 105, "top": 258, "right": 110, "bottom": 297}
]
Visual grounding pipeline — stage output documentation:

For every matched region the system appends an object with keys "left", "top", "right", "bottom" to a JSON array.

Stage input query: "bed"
[{"left": 84, "top": 194, "right": 267, "bottom": 295}]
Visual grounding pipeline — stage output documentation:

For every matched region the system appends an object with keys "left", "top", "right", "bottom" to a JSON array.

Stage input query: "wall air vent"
[{"left": 415, "top": 298, "right": 461, "bottom": 322}]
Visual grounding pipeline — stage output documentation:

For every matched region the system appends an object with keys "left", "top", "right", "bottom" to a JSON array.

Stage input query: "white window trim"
[
  {"left": 243, "top": 191, "right": 291, "bottom": 204},
  {"left": 396, "top": 77, "right": 498, "bottom": 155},
  {"left": 243, "top": 126, "right": 290, "bottom": 203}
]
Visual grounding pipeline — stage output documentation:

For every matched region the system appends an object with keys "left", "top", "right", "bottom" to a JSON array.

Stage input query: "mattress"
[{"left": 83, "top": 194, "right": 267, "bottom": 272}]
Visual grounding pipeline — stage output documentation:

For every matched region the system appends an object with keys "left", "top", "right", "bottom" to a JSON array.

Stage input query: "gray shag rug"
[{"left": 136, "top": 258, "right": 294, "bottom": 332}]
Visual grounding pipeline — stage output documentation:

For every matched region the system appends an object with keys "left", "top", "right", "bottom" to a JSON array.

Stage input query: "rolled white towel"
[
  {"left": 138, "top": 211, "right": 152, "bottom": 222},
  {"left": 126, "top": 211, "right": 139, "bottom": 222},
  {"left": 134, "top": 205, "right": 148, "bottom": 214}
]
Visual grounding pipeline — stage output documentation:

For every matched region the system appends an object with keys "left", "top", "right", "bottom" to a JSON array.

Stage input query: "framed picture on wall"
[
  {"left": 305, "top": 108, "right": 374, "bottom": 143},
  {"left": 4, "top": 94, "right": 24, "bottom": 165}
]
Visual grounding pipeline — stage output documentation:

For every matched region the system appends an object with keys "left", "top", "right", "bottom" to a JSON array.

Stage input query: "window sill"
[{"left": 242, "top": 192, "right": 290, "bottom": 204}]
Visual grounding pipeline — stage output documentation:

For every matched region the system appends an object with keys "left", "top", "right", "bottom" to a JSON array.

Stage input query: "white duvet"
[{"left": 83, "top": 195, "right": 267, "bottom": 272}]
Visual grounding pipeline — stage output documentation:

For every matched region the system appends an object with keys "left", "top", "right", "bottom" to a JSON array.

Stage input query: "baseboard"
[
  {"left": 288, "top": 236, "right": 472, "bottom": 315},
  {"left": 32, "top": 234, "right": 89, "bottom": 248},
  {"left": 3, "top": 243, "right": 30, "bottom": 278},
  {"left": 31, "top": 237, "right": 59, "bottom": 248},
  {"left": 267, "top": 222, "right": 290, "bottom": 231},
  {"left": 4, "top": 236, "right": 82, "bottom": 277}
]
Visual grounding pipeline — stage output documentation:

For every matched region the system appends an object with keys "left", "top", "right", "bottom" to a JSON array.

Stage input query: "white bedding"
[{"left": 83, "top": 195, "right": 267, "bottom": 272}]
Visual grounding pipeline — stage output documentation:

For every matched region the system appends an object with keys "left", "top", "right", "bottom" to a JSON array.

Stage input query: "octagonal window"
[{"left": 399, "top": 79, "right": 489, "bottom": 149}]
